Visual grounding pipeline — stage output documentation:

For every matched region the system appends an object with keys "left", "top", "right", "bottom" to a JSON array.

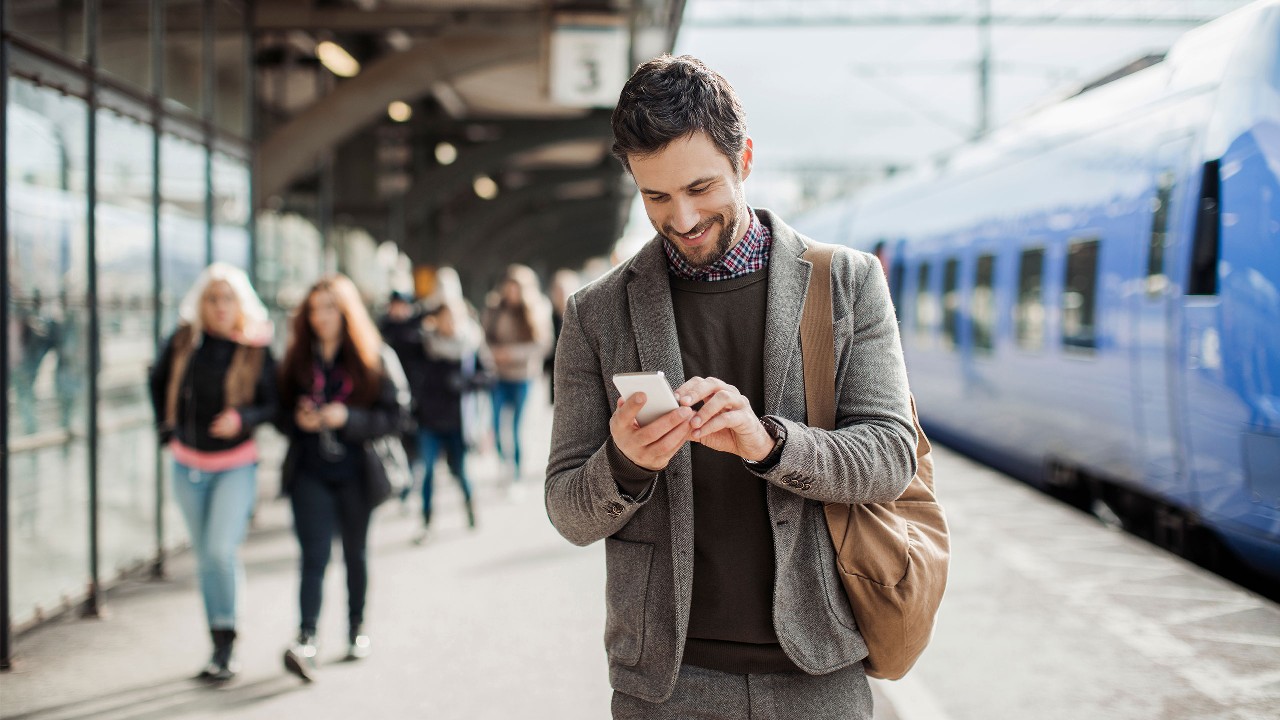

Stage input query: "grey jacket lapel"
[
  {"left": 625, "top": 238, "right": 685, "bottom": 384},
  {"left": 760, "top": 209, "right": 812, "bottom": 418}
]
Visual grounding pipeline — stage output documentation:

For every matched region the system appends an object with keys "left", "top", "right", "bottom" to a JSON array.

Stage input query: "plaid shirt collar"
[{"left": 663, "top": 207, "right": 771, "bottom": 281}]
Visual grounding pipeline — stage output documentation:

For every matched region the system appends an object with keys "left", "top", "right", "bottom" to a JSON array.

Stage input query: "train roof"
[{"left": 833, "top": 0, "right": 1280, "bottom": 243}]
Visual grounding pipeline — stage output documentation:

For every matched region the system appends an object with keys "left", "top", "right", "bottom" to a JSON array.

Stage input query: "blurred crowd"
[{"left": 147, "top": 261, "right": 580, "bottom": 683}]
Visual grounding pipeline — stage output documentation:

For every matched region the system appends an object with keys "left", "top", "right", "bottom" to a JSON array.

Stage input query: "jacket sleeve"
[
  {"left": 544, "top": 294, "right": 657, "bottom": 547},
  {"left": 749, "top": 254, "right": 918, "bottom": 504},
  {"left": 236, "top": 350, "right": 278, "bottom": 432},
  {"left": 341, "top": 345, "right": 414, "bottom": 443},
  {"left": 148, "top": 333, "right": 177, "bottom": 436}
]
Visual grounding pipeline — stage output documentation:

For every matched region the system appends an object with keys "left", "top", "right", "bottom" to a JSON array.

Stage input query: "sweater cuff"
[{"left": 607, "top": 437, "right": 658, "bottom": 499}]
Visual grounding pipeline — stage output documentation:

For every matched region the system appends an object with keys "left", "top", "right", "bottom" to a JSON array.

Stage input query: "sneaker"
[
  {"left": 346, "top": 628, "right": 371, "bottom": 661},
  {"left": 283, "top": 633, "right": 318, "bottom": 682},
  {"left": 412, "top": 524, "right": 431, "bottom": 545}
]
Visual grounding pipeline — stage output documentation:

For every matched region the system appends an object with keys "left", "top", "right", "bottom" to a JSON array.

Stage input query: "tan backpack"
[{"left": 800, "top": 242, "right": 950, "bottom": 681}]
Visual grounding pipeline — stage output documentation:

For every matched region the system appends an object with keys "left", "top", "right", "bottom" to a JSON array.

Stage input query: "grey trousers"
[{"left": 611, "top": 662, "right": 874, "bottom": 719}]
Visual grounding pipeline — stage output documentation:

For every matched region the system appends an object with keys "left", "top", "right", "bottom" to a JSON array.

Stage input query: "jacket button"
[{"left": 606, "top": 501, "right": 625, "bottom": 516}]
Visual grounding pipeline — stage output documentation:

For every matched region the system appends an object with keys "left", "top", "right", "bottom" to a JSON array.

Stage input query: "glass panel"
[
  {"left": 165, "top": 0, "right": 205, "bottom": 116},
  {"left": 100, "top": 0, "right": 153, "bottom": 90},
  {"left": 972, "top": 254, "right": 996, "bottom": 355},
  {"left": 1016, "top": 248, "right": 1046, "bottom": 351},
  {"left": 6, "top": 77, "right": 91, "bottom": 624},
  {"left": 159, "top": 133, "right": 208, "bottom": 331},
  {"left": 1147, "top": 171, "right": 1174, "bottom": 296},
  {"left": 214, "top": 0, "right": 249, "bottom": 137},
  {"left": 914, "top": 262, "right": 933, "bottom": 343},
  {"left": 1063, "top": 238, "right": 1100, "bottom": 351},
  {"left": 256, "top": 210, "right": 323, "bottom": 354},
  {"left": 96, "top": 107, "right": 160, "bottom": 576},
  {"left": 8, "top": 0, "right": 86, "bottom": 60},
  {"left": 212, "top": 153, "right": 250, "bottom": 269},
  {"left": 942, "top": 258, "right": 960, "bottom": 352}
]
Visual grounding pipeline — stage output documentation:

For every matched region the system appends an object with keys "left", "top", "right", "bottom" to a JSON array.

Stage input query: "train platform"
[{"left": 2, "top": 391, "right": 1279, "bottom": 720}]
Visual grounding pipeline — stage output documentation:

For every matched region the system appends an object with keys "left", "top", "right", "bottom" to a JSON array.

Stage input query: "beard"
[{"left": 658, "top": 205, "right": 744, "bottom": 269}]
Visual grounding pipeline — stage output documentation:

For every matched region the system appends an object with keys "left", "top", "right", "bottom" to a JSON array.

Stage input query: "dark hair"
[
  {"left": 280, "top": 274, "right": 384, "bottom": 410},
  {"left": 610, "top": 54, "right": 748, "bottom": 174}
]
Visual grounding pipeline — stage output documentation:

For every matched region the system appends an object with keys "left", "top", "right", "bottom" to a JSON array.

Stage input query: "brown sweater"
[{"left": 608, "top": 268, "right": 796, "bottom": 675}]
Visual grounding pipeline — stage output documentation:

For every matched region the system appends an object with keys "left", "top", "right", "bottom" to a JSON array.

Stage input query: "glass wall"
[
  {"left": 4, "top": 0, "right": 253, "bottom": 632},
  {"left": 95, "top": 105, "right": 160, "bottom": 578},
  {"left": 6, "top": 76, "right": 93, "bottom": 623}
]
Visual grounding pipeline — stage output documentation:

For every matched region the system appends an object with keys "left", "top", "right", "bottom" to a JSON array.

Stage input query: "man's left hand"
[{"left": 674, "top": 376, "right": 776, "bottom": 462}]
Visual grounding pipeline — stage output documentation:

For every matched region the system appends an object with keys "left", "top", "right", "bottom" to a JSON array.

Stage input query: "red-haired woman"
[{"left": 276, "top": 274, "right": 412, "bottom": 682}]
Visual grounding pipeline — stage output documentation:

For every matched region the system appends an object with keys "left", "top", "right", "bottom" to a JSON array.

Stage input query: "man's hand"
[
  {"left": 611, "top": 392, "right": 695, "bottom": 471},
  {"left": 674, "top": 376, "right": 775, "bottom": 462}
]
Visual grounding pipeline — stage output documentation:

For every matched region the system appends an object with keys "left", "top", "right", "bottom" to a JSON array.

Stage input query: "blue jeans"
[
  {"left": 491, "top": 379, "right": 531, "bottom": 477},
  {"left": 290, "top": 473, "right": 371, "bottom": 634},
  {"left": 418, "top": 428, "right": 471, "bottom": 523},
  {"left": 171, "top": 461, "right": 258, "bottom": 630}
]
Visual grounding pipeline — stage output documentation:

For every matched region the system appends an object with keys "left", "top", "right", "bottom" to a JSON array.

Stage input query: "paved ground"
[{"left": 3, "top": 386, "right": 1278, "bottom": 720}]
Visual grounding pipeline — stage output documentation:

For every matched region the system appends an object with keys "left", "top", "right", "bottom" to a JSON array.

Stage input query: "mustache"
[{"left": 663, "top": 214, "right": 723, "bottom": 240}]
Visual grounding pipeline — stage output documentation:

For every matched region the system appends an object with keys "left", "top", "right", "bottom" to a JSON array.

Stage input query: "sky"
[{"left": 613, "top": 0, "right": 1255, "bottom": 257}]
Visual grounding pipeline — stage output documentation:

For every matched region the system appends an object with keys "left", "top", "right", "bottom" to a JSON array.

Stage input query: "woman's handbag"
[
  {"left": 800, "top": 242, "right": 950, "bottom": 681},
  {"left": 365, "top": 435, "right": 411, "bottom": 508}
]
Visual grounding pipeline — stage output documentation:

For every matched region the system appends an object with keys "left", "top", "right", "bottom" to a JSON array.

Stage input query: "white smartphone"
[{"left": 612, "top": 371, "right": 682, "bottom": 427}]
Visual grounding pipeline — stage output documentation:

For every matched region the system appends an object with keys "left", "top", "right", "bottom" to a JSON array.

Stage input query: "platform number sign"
[{"left": 550, "top": 22, "right": 629, "bottom": 108}]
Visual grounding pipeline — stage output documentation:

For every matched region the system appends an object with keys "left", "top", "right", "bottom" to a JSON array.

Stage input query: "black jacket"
[
  {"left": 148, "top": 331, "right": 277, "bottom": 451},
  {"left": 277, "top": 344, "right": 413, "bottom": 502}
]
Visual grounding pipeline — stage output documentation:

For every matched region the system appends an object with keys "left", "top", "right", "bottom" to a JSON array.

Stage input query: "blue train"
[{"left": 797, "top": 0, "right": 1280, "bottom": 582}]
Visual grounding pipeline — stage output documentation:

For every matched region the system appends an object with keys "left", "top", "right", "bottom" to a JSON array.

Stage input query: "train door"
[{"left": 1132, "top": 136, "right": 1192, "bottom": 503}]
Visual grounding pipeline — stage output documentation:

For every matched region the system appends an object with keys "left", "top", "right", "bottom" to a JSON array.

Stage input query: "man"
[
  {"left": 545, "top": 55, "right": 917, "bottom": 717},
  {"left": 377, "top": 290, "right": 426, "bottom": 507}
]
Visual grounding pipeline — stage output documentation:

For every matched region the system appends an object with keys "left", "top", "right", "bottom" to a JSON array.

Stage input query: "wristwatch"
[{"left": 745, "top": 415, "right": 787, "bottom": 469}]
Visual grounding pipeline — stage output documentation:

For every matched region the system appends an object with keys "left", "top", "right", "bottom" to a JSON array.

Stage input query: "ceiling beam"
[{"left": 255, "top": 33, "right": 540, "bottom": 204}]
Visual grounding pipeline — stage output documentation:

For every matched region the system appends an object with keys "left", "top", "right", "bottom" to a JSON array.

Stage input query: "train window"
[
  {"left": 914, "top": 263, "right": 935, "bottom": 342},
  {"left": 1016, "top": 248, "right": 1046, "bottom": 351},
  {"left": 1146, "top": 171, "right": 1175, "bottom": 295},
  {"left": 942, "top": 258, "right": 960, "bottom": 351},
  {"left": 972, "top": 254, "right": 996, "bottom": 354},
  {"left": 889, "top": 259, "right": 905, "bottom": 317},
  {"left": 1188, "top": 160, "right": 1220, "bottom": 296},
  {"left": 1063, "top": 238, "right": 1100, "bottom": 351}
]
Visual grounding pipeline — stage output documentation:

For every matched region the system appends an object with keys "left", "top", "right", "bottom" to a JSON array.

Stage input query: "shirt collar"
[{"left": 663, "top": 207, "right": 771, "bottom": 281}]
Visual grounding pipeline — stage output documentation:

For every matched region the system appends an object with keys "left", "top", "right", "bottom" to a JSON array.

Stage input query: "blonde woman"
[
  {"left": 149, "top": 262, "right": 277, "bottom": 682},
  {"left": 482, "top": 264, "right": 552, "bottom": 485}
]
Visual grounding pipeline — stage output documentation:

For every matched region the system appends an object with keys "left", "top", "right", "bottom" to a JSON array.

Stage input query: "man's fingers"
[
  {"left": 635, "top": 405, "right": 693, "bottom": 443},
  {"left": 691, "top": 409, "right": 748, "bottom": 440},
  {"left": 690, "top": 390, "right": 742, "bottom": 429}
]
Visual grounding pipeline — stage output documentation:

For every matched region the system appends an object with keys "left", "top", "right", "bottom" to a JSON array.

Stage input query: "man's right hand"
[{"left": 610, "top": 393, "right": 695, "bottom": 471}]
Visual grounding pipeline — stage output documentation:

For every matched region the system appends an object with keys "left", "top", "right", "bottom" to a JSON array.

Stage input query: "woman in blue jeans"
[
  {"left": 276, "top": 274, "right": 412, "bottom": 682},
  {"left": 413, "top": 299, "right": 490, "bottom": 542},
  {"left": 481, "top": 265, "right": 551, "bottom": 486},
  {"left": 149, "top": 263, "right": 277, "bottom": 682}
]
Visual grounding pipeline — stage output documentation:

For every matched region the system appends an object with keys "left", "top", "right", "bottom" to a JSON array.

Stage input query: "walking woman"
[
  {"left": 481, "top": 264, "right": 551, "bottom": 487},
  {"left": 149, "top": 262, "right": 277, "bottom": 682},
  {"left": 277, "top": 274, "right": 412, "bottom": 682},
  {"left": 414, "top": 294, "right": 490, "bottom": 542}
]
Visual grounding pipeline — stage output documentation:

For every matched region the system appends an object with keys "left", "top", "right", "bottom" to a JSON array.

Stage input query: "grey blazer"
[{"left": 544, "top": 209, "right": 917, "bottom": 703}]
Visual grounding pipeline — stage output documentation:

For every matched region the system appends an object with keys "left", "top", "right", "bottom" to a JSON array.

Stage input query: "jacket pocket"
[{"left": 603, "top": 537, "right": 654, "bottom": 667}]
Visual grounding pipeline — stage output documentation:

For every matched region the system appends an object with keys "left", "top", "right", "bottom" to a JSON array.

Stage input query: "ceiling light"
[
  {"left": 473, "top": 175, "right": 498, "bottom": 200},
  {"left": 387, "top": 101, "right": 413, "bottom": 122},
  {"left": 435, "top": 142, "right": 458, "bottom": 166},
  {"left": 316, "top": 41, "right": 360, "bottom": 78}
]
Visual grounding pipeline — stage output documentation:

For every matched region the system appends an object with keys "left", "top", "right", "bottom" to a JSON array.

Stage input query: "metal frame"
[
  {"left": 1, "top": 0, "right": 13, "bottom": 672},
  {"left": 1, "top": 0, "right": 255, "bottom": 651}
]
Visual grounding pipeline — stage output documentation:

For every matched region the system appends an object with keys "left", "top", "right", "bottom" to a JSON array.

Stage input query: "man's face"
[{"left": 628, "top": 131, "right": 753, "bottom": 269}]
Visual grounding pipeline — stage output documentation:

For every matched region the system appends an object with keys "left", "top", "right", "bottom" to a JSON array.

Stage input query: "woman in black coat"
[{"left": 276, "top": 274, "right": 411, "bottom": 682}]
